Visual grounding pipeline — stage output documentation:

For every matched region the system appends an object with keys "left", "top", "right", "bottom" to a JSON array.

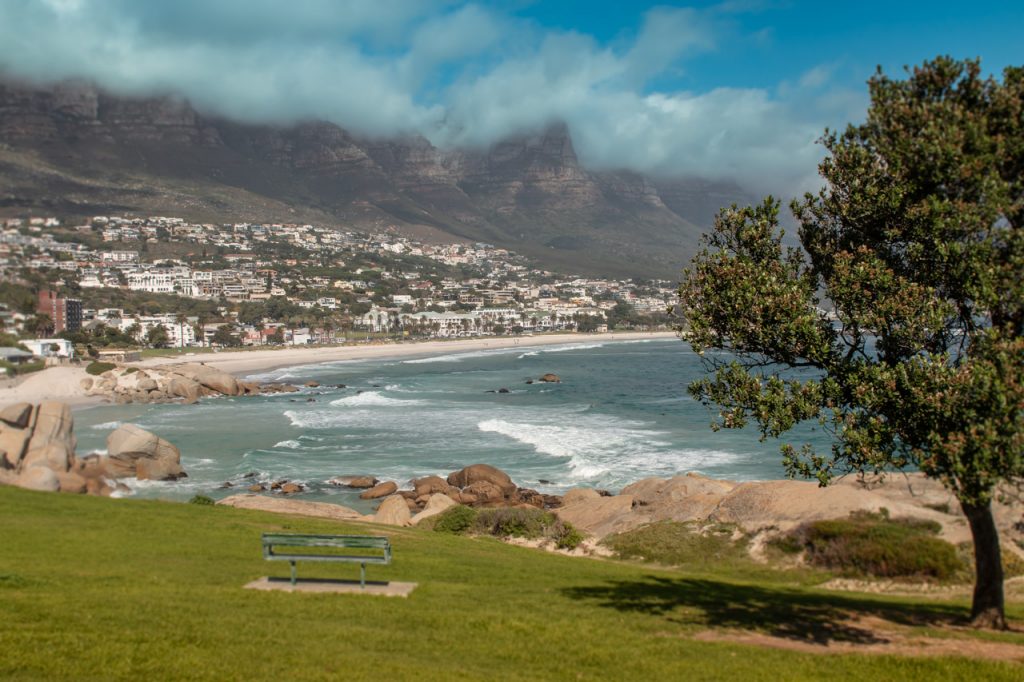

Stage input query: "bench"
[{"left": 262, "top": 533, "right": 392, "bottom": 588}]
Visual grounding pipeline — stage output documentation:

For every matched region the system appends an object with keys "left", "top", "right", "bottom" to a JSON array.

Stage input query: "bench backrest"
[{"left": 262, "top": 533, "right": 391, "bottom": 550}]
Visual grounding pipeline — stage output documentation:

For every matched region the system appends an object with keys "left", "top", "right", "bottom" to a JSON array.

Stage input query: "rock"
[
  {"left": 462, "top": 480, "right": 506, "bottom": 504},
  {"left": 305, "top": 380, "right": 320, "bottom": 388},
  {"left": 373, "top": 495, "right": 412, "bottom": 526},
  {"left": 539, "top": 373, "right": 561, "bottom": 383},
  {"left": 412, "top": 475, "right": 456, "bottom": 498},
  {"left": 165, "top": 374, "right": 199, "bottom": 401},
  {"left": 217, "top": 494, "right": 363, "bottom": 521},
  {"left": 166, "top": 363, "right": 242, "bottom": 396},
  {"left": 555, "top": 495, "right": 635, "bottom": 538},
  {"left": 56, "top": 470, "right": 87, "bottom": 494},
  {"left": 562, "top": 488, "right": 602, "bottom": 506},
  {"left": 525, "top": 380, "right": 534, "bottom": 384},
  {"left": 447, "top": 464, "right": 516, "bottom": 493},
  {"left": 85, "top": 477, "right": 113, "bottom": 496},
  {"left": 16, "top": 465, "right": 60, "bottom": 492},
  {"left": 22, "top": 401, "right": 75, "bottom": 473},
  {"left": 248, "top": 484, "right": 264, "bottom": 492},
  {"left": 259, "top": 383, "right": 300, "bottom": 394},
  {"left": 104, "top": 423, "right": 186, "bottom": 480},
  {"left": 359, "top": 481, "right": 398, "bottom": 499},
  {"left": 280, "top": 482, "right": 303, "bottom": 494},
  {"left": 411, "top": 493, "right": 458, "bottom": 525},
  {"left": 137, "top": 377, "right": 159, "bottom": 392},
  {"left": 0, "top": 402, "right": 33, "bottom": 429},
  {"left": 328, "top": 475, "right": 378, "bottom": 488},
  {"left": 79, "top": 377, "right": 94, "bottom": 391},
  {"left": 0, "top": 426, "right": 31, "bottom": 468},
  {"left": 497, "top": 388, "right": 510, "bottom": 394}
]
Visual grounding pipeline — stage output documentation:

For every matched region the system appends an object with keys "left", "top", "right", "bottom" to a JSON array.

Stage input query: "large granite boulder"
[
  {"left": 539, "top": 373, "right": 561, "bottom": 383},
  {"left": 0, "top": 402, "right": 33, "bottom": 429},
  {"left": 328, "top": 475, "right": 378, "bottom": 489},
  {"left": 412, "top": 475, "right": 458, "bottom": 498},
  {"left": 165, "top": 376, "right": 202, "bottom": 403},
  {"left": 554, "top": 494, "right": 635, "bottom": 538},
  {"left": 447, "top": 464, "right": 516, "bottom": 494},
  {"left": 21, "top": 401, "right": 75, "bottom": 472},
  {"left": 167, "top": 363, "right": 242, "bottom": 396},
  {"left": 373, "top": 495, "right": 412, "bottom": 526},
  {"left": 104, "top": 424, "right": 186, "bottom": 480},
  {"left": 0, "top": 424, "right": 32, "bottom": 469},
  {"left": 411, "top": 493, "right": 458, "bottom": 525},
  {"left": 359, "top": 481, "right": 398, "bottom": 500},
  {"left": 16, "top": 464, "right": 60, "bottom": 492},
  {"left": 216, "top": 494, "right": 363, "bottom": 521}
]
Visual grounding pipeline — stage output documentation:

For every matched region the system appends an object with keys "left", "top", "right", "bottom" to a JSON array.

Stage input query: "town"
[{"left": 0, "top": 215, "right": 676, "bottom": 366}]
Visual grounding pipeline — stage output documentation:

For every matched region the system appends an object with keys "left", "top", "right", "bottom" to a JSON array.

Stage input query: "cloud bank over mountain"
[{"left": 0, "top": 0, "right": 863, "bottom": 195}]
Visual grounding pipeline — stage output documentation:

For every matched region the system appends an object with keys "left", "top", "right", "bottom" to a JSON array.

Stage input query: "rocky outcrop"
[
  {"left": 216, "top": 494, "right": 366, "bottom": 521},
  {"left": 410, "top": 493, "right": 458, "bottom": 525},
  {"left": 83, "top": 362, "right": 311, "bottom": 404},
  {"left": 104, "top": 424, "right": 186, "bottom": 481},
  {"left": 359, "top": 481, "right": 398, "bottom": 500},
  {"left": 328, "top": 475, "right": 378, "bottom": 489},
  {"left": 373, "top": 495, "right": 412, "bottom": 526},
  {"left": 539, "top": 373, "right": 561, "bottom": 383},
  {"left": 0, "top": 401, "right": 184, "bottom": 496}
]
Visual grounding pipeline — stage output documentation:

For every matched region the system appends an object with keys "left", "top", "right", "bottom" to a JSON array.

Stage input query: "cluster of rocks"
[
  {"left": 81, "top": 362, "right": 302, "bottom": 404},
  {"left": 0, "top": 401, "right": 186, "bottom": 495}
]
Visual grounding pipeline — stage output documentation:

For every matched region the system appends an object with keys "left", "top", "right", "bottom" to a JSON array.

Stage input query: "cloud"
[{"left": 0, "top": 1, "right": 861, "bottom": 195}]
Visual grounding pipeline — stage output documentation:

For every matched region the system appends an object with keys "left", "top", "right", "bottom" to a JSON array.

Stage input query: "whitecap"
[
  {"left": 90, "top": 420, "right": 122, "bottom": 430},
  {"left": 329, "top": 392, "right": 424, "bottom": 407},
  {"left": 274, "top": 440, "right": 301, "bottom": 449}
]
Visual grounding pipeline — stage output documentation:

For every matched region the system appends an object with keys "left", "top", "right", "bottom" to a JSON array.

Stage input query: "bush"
[
  {"left": 189, "top": 495, "right": 215, "bottom": 506},
  {"left": 551, "top": 520, "right": 585, "bottom": 550},
  {"left": 792, "top": 511, "right": 964, "bottom": 580},
  {"left": 473, "top": 508, "right": 554, "bottom": 539},
  {"left": 433, "top": 505, "right": 478, "bottom": 534},
  {"left": 86, "top": 361, "right": 116, "bottom": 375},
  {"left": 603, "top": 521, "right": 749, "bottom": 566}
]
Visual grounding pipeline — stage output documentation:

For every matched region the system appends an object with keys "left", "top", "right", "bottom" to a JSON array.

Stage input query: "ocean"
[{"left": 72, "top": 338, "right": 833, "bottom": 511}]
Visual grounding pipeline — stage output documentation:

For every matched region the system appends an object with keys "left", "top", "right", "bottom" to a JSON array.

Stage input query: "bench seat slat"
[{"left": 266, "top": 553, "right": 390, "bottom": 564}]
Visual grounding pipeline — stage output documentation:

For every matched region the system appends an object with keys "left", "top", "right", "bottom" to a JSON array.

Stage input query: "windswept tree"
[{"left": 676, "top": 58, "right": 1022, "bottom": 628}]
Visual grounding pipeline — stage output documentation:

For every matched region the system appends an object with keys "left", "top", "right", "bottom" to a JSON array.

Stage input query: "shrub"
[
  {"left": 189, "top": 495, "right": 215, "bottom": 506},
  {"left": 86, "top": 361, "right": 116, "bottom": 375},
  {"left": 473, "top": 508, "right": 554, "bottom": 539},
  {"left": 124, "top": 367, "right": 139, "bottom": 374},
  {"left": 433, "top": 505, "right": 478, "bottom": 534},
  {"left": 603, "top": 521, "right": 749, "bottom": 566},
  {"left": 551, "top": 520, "right": 585, "bottom": 550},
  {"left": 792, "top": 511, "right": 964, "bottom": 580}
]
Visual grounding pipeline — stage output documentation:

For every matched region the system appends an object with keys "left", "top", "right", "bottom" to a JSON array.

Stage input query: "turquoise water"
[{"left": 73, "top": 339, "right": 833, "bottom": 510}]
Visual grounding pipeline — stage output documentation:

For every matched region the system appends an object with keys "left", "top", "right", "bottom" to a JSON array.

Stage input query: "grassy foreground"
[{"left": 1, "top": 487, "right": 1021, "bottom": 681}]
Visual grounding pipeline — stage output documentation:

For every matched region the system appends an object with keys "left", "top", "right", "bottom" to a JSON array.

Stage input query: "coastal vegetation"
[
  {"left": 2, "top": 486, "right": 1023, "bottom": 679},
  {"left": 677, "top": 57, "right": 1023, "bottom": 628}
]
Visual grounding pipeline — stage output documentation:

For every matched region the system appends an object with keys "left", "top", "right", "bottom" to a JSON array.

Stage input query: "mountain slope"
[{"left": 0, "top": 79, "right": 751, "bottom": 277}]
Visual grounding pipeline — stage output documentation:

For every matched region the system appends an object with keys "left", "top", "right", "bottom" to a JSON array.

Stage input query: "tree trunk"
[{"left": 960, "top": 499, "right": 1006, "bottom": 629}]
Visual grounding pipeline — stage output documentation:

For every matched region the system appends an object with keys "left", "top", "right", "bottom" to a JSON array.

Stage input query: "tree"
[
  {"left": 676, "top": 58, "right": 1022, "bottom": 629},
  {"left": 146, "top": 325, "right": 169, "bottom": 349},
  {"left": 211, "top": 324, "right": 241, "bottom": 348}
]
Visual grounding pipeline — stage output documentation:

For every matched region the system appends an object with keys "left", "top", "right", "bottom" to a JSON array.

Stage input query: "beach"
[{"left": 0, "top": 331, "right": 678, "bottom": 408}]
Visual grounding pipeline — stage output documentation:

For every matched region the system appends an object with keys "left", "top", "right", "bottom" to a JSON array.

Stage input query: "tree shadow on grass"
[{"left": 563, "top": 576, "right": 964, "bottom": 645}]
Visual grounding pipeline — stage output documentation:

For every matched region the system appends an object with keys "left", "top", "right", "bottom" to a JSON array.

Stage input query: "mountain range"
[{"left": 0, "top": 79, "right": 751, "bottom": 278}]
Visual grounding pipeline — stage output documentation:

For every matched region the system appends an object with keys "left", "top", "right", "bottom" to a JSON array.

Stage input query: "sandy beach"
[{"left": 0, "top": 331, "right": 678, "bottom": 408}]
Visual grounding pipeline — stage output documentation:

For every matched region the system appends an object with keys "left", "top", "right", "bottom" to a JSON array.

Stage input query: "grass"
[{"left": 1, "top": 487, "right": 1022, "bottom": 680}]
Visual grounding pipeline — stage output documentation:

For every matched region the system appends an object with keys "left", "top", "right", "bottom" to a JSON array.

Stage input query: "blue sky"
[{"left": 0, "top": 1, "right": 1019, "bottom": 194}]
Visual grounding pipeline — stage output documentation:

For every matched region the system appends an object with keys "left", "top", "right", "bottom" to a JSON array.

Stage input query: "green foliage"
[
  {"left": 603, "top": 521, "right": 751, "bottom": 568},
  {"left": 790, "top": 511, "right": 965, "bottom": 581},
  {"left": 432, "top": 504, "right": 478, "bottom": 534},
  {"left": 0, "top": 359, "right": 45, "bottom": 376},
  {"left": 188, "top": 495, "right": 215, "bottom": 506},
  {"left": 85, "top": 361, "right": 116, "bottom": 375},
  {"left": 473, "top": 507, "right": 554, "bottom": 539},
  {"left": 676, "top": 57, "right": 1023, "bottom": 624}
]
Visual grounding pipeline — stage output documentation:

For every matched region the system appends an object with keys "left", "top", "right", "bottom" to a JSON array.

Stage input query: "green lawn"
[{"left": 1, "top": 487, "right": 1021, "bottom": 681}]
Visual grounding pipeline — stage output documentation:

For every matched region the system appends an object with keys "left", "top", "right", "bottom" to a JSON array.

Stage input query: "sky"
[{"left": 0, "top": 0, "right": 1020, "bottom": 196}]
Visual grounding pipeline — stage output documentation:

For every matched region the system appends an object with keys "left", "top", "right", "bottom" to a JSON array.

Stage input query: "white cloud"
[{"left": 0, "top": 0, "right": 861, "bottom": 195}]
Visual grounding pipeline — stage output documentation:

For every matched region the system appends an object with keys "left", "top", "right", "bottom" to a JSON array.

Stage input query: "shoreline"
[
  {"left": 0, "top": 331, "right": 679, "bottom": 408},
  {"left": 135, "top": 330, "right": 679, "bottom": 377}
]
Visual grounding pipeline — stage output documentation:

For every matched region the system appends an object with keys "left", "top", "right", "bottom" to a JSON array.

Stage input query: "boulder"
[
  {"left": 539, "top": 373, "right": 561, "bottom": 383},
  {"left": 280, "top": 482, "right": 303, "bottom": 494},
  {"left": 305, "top": 380, "right": 320, "bottom": 388},
  {"left": 411, "top": 493, "right": 458, "bottom": 525},
  {"left": 359, "top": 481, "right": 398, "bottom": 499},
  {"left": 79, "top": 377, "right": 94, "bottom": 391},
  {"left": 22, "top": 401, "right": 75, "bottom": 472},
  {"left": 412, "top": 475, "right": 457, "bottom": 498},
  {"left": 554, "top": 494, "right": 635, "bottom": 538},
  {"left": 56, "top": 470, "right": 88, "bottom": 494},
  {"left": 462, "top": 480, "right": 506, "bottom": 504},
  {"left": 562, "top": 488, "right": 602, "bottom": 506},
  {"left": 166, "top": 376, "right": 202, "bottom": 403},
  {"left": 446, "top": 464, "right": 516, "bottom": 493},
  {"left": 0, "top": 402, "right": 33, "bottom": 429},
  {"left": 0, "top": 426, "right": 31, "bottom": 468},
  {"left": 167, "top": 363, "right": 242, "bottom": 396},
  {"left": 137, "top": 377, "right": 158, "bottom": 392},
  {"left": 373, "top": 495, "right": 412, "bottom": 526},
  {"left": 329, "top": 475, "right": 378, "bottom": 488},
  {"left": 16, "top": 465, "right": 60, "bottom": 492},
  {"left": 216, "top": 494, "right": 363, "bottom": 521},
  {"left": 104, "top": 424, "right": 186, "bottom": 480}
]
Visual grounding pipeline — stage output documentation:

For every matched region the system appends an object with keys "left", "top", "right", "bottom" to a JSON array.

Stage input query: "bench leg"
[
  {"left": 290, "top": 560, "right": 296, "bottom": 587},
  {"left": 360, "top": 562, "right": 366, "bottom": 589}
]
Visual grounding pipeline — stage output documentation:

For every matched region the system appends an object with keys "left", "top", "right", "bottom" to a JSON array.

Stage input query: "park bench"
[{"left": 262, "top": 533, "right": 392, "bottom": 588}]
